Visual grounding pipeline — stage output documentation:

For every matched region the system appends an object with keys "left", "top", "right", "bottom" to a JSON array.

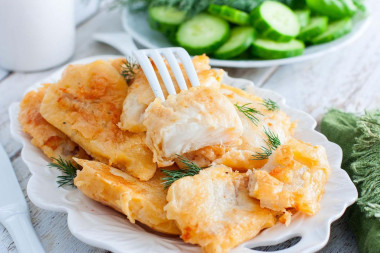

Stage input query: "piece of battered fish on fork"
[{"left": 40, "top": 59, "right": 156, "bottom": 181}]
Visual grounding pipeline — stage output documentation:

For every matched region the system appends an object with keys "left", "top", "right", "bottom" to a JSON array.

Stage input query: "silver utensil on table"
[{"left": 0, "top": 145, "right": 44, "bottom": 253}]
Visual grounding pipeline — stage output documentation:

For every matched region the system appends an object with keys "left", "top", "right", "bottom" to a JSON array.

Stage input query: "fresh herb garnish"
[
  {"left": 121, "top": 57, "right": 140, "bottom": 85},
  {"left": 235, "top": 103, "right": 263, "bottom": 125},
  {"left": 262, "top": 98, "right": 279, "bottom": 111},
  {"left": 252, "top": 128, "right": 281, "bottom": 160},
  {"left": 161, "top": 155, "right": 204, "bottom": 189},
  {"left": 48, "top": 157, "right": 80, "bottom": 187}
]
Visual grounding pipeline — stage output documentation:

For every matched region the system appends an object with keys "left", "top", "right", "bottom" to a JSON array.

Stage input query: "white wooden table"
[{"left": 1, "top": 2, "right": 379, "bottom": 252}]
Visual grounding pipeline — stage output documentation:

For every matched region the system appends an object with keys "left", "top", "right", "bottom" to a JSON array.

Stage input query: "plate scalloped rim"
[{"left": 9, "top": 55, "right": 357, "bottom": 253}]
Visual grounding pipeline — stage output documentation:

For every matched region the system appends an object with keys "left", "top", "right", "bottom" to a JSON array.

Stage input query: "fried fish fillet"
[
  {"left": 183, "top": 85, "right": 295, "bottom": 171},
  {"left": 74, "top": 158, "right": 180, "bottom": 235},
  {"left": 18, "top": 84, "right": 89, "bottom": 161},
  {"left": 165, "top": 165, "right": 276, "bottom": 253},
  {"left": 40, "top": 60, "right": 156, "bottom": 181},
  {"left": 143, "top": 86, "right": 243, "bottom": 167},
  {"left": 119, "top": 55, "right": 224, "bottom": 133},
  {"left": 248, "top": 138, "right": 330, "bottom": 216}
]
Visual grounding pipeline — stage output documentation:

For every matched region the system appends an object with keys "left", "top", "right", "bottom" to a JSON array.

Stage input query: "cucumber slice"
[
  {"left": 250, "top": 1, "right": 300, "bottom": 42},
  {"left": 298, "top": 16, "right": 328, "bottom": 42},
  {"left": 311, "top": 17, "right": 352, "bottom": 44},
  {"left": 251, "top": 38, "right": 305, "bottom": 59},
  {"left": 148, "top": 6, "right": 186, "bottom": 41},
  {"left": 208, "top": 4, "right": 250, "bottom": 25},
  {"left": 176, "top": 13, "right": 230, "bottom": 55},
  {"left": 306, "top": 0, "right": 357, "bottom": 19},
  {"left": 214, "top": 27, "right": 256, "bottom": 59},
  {"left": 294, "top": 9, "right": 311, "bottom": 28}
]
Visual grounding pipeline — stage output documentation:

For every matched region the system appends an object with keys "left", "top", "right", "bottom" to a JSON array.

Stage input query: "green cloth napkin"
[{"left": 321, "top": 109, "right": 380, "bottom": 253}]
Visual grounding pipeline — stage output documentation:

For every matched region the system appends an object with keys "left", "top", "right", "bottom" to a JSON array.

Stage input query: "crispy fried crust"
[
  {"left": 248, "top": 138, "right": 331, "bottom": 216},
  {"left": 119, "top": 55, "right": 224, "bottom": 133},
  {"left": 183, "top": 84, "right": 296, "bottom": 171},
  {"left": 74, "top": 158, "right": 180, "bottom": 235},
  {"left": 143, "top": 86, "right": 243, "bottom": 167},
  {"left": 165, "top": 165, "right": 276, "bottom": 253},
  {"left": 40, "top": 60, "right": 156, "bottom": 181},
  {"left": 18, "top": 84, "right": 89, "bottom": 161}
]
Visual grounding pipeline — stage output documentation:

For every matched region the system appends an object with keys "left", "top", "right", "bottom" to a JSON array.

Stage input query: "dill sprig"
[
  {"left": 252, "top": 128, "right": 281, "bottom": 160},
  {"left": 121, "top": 57, "right": 140, "bottom": 85},
  {"left": 262, "top": 98, "right": 279, "bottom": 111},
  {"left": 161, "top": 155, "right": 204, "bottom": 189},
  {"left": 48, "top": 157, "right": 80, "bottom": 187},
  {"left": 235, "top": 103, "right": 263, "bottom": 125}
]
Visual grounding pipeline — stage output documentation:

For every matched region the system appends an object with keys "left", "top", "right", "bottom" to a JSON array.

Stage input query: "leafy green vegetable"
[
  {"left": 235, "top": 103, "right": 263, "bottom": 125},
  {"left": 120, "top": 57, "right": 140, "bottom": 85},
  {"left": 252, "top": 127, "right": 281, "bottom": 160},
  {"left": 262, "top": 98, "right": 279, "bottom": 111},
  {"left": 48, "top": 157, "right": 80, "bottom": 187},
  {"left": 161, "top": 155, "right": 205, "bottom": 188}
]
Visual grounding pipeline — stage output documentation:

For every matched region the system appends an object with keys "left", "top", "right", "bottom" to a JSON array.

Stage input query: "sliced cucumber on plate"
[
  {"left": 298, "top": 16, "right": 328, "bottom": 42},
  {"left": 176, "top": 13, "right": 230, "bottom": 55},
  {"left": 294, "top": 9, "right": 311, "bottom": 28},
  {"left": 208, "top": 4, "right": 250, "bottom": 25},
  {"left": 306, "top": 0, "right": 357, "bottom": 19},
  {"left": 250, "top": 1, "right": 300, "bottom": 42},
  {"left": 252, "top": 38, "right": 305, "bottom": 59},
  {"left": 148, "top": 6, "right": 186, "bottom": 41},
  {"left": 145, "top": 0, "right": 360, "bottom": 60},
  {"left": 311, "top": 17, "right": 352, "bottom": 44},
  {"left": 214, "top": 27, "right": 256, "bottom": 59}
]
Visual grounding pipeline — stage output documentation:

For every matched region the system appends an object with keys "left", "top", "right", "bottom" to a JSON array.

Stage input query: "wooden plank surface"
[{"left": 1, "top": 1, "right": 379, "bottom": 252}]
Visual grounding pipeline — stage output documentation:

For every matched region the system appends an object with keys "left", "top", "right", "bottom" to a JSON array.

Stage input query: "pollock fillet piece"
[
  {"left": 40, "top": 60, "right": 156, "bottom": 181},
  {"left": 74, "top": 158, "right": 180, "bottom": 235},
  {"left": 18, "top": 84, "right": 89, "bottom": 161},
  {"left": 183, "top": 85, "right": 295, "bottom": 171},
  {"left": 143, "top": 86, "right": 243, "bottom": 167},
  {"left": 165, "top": 165, "right": 276, "bottom": 253},
  {"left": 119, "top": 55, "right": 224, "bottom": 133},
  {"left": 248, "top": 138, "right": 331, "bottom": 216}
]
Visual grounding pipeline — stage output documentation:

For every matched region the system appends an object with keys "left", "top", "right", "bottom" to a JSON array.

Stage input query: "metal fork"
[{"left": 132, "top": 47, "right": 200, "bottom": 101}]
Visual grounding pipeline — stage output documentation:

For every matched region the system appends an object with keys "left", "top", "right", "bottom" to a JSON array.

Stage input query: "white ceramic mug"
[{"left": 0, "top": 0, "right": 75, "bottom": 72}]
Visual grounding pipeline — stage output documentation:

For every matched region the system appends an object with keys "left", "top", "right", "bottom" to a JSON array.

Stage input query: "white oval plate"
[
  {"left": 9, "top": 55, "right": 357, "bottom": 253},
  {"left": 122, "top": 8, "right": 371, "bottom": 68}
]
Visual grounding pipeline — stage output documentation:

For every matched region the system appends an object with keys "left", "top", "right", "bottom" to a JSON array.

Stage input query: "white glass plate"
[
  {"left": 9, "top": 55, "right": 357, "bottom": 253},
  {"left": 122, "top": 8, "right": 371, "bottom": 68}
]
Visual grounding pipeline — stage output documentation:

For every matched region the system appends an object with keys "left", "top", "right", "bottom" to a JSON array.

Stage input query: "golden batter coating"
[
  {"left": 248, "top": 138, "right": 331, "bottom": 216},
  {"left": 165, "top": 165, "right": 276, "bottom": 253},
  {"left": 18, "top": 84, "right": 89, "bottom": 161},
  {"left": 119, "top": 55, "right": 224, "bottom": 133},
  {"left": 40, "top": 60, "right": 156, "bottom": 181},
  {"left": 183, "top": 84, "right": 295, "bottom": 172},
  {"left": 74, "top": 158, "right": 180, "bottom": 235}
]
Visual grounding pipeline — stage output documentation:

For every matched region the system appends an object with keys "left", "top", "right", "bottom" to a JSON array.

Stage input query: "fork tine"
[
  {"left": 161, "top": 49, "right": 188, "bottom": 91},
  {"left": 133, "top": 51, "right": 165, "bottom": 101},
  {"left": 149, "top": 50, "right": 177, "bottom": 95},
  {"left": 175, "top": 48, "right": 200, "bottom": 87}
]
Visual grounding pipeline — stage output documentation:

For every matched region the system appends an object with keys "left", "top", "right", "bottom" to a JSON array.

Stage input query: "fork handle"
[{"left": 2, "top": 212, "right": 45, "bottom": 253}]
